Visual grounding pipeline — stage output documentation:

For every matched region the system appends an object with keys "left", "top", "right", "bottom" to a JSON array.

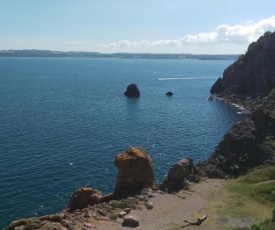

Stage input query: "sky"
[{"left": 0, "top": 0, "right": 275, "bottom": 54}]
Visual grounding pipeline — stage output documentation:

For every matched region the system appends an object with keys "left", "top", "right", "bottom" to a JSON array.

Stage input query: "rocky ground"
[
  {"left": 7, "top": 179, "right": 225, "bottom": 230},
  {"left": 96, "top": 179, "right": 222, "bottom": 230}
]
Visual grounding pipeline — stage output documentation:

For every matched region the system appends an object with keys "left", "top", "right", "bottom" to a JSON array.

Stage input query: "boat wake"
[{"left": 158, "top": 77, "right": 218, "bottom": 80}]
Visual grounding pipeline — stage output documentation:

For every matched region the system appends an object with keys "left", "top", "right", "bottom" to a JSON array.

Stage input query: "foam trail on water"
[{"left": 158, "top": 77, "right": 218, "bottom": 80}]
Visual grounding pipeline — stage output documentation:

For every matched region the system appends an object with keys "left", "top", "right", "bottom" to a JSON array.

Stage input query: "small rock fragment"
[
  {"left": 144, "top": 201, "right": 153, "bottom": 209},
  {"left": 124, "top": 208, "right": 131, "bottom": 214},
  {"left": 123, "top": 215, "right": 139, "bottom": 227},
  {"left": 118, "top": 211, "right": 127, "bottom": 218},
  {"left": 82, "top": 223, "right": 94, "bottom": 230},
  {"left": 148, "top": 192, "right": 155, "bottom": 198}
]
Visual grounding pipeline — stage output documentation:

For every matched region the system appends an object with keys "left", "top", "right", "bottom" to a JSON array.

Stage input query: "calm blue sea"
[{"left": 0, "top": 57, "right": 246, "bottom": 228}]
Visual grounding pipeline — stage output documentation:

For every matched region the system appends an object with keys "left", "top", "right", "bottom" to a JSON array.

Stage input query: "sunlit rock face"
[{"left": 113, "top": 147, "right": 154, "bottom": 197}]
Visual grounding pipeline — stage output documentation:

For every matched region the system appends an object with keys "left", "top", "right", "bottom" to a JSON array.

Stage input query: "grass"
[
  {"left": 237, "top": 166, "right": 275, "bottom": 183},
  {"left": 195, "top": 166, "right": 275, "bottom": 230}
]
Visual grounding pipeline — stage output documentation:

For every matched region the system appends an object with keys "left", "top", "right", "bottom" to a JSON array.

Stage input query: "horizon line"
[{"left": 0, "top": 49, "right": 241, "bottom": 56}]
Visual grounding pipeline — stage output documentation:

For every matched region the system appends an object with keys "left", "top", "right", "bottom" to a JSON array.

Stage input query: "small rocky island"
[
  {"left": 124, "top": 84, "right": 140, "bottom": 98},
  {"left": 165, "top": 91, "right": 173, "bottom": 96}
]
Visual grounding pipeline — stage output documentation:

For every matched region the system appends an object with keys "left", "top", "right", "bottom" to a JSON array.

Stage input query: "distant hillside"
[
  {"left": 211, "top": 31, "right": 275, "bottom": 98},
  {"left": 0, "top": 49, "right": 239, "bottom": 60}
]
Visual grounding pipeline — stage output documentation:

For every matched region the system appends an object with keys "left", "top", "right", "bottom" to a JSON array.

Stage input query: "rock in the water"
[
  {"left": 159, "top": 158, "right": 198, "bottom": 193},
  {"left": 166, "top": 91, "right": 173, "bottom": 96},
  {"left": 113, "top": 147, "right": 154, "bottom": 197},
  {"left": 124, "top": 84, "right": 140, "bottom": 98},
  {"left": 68, "top": 187, "right": 103, "bottom": 212},
  {"left": 122, "top": 215, "right": 139, "bottom": 227}
]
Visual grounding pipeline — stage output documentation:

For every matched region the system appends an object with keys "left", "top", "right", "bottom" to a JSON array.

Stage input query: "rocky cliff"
[
  {"left": 203, "top": 31, "right": 275, "bottom": 177},
  {"left": 202, "top": 89, "right": 275, "bottom": 177},
  {"left": 211, "top": 31, "right": 275, "bottom": 98}
]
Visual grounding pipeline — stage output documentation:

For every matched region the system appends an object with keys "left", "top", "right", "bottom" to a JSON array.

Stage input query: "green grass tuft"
[{"left": 238, "top": 166, "right": 275, "bottom": 184}]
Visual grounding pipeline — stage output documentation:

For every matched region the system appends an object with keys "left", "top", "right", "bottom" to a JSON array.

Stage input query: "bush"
[
  {"left": 254, "top": 184, "right": 275, "bottom": 203},
  {"left": 109, "top": 213, "right": 118, "bottom": 220}
]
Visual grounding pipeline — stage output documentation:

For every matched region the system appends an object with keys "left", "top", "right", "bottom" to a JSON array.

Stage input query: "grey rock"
[
  {"left": 144, "top": 201, "right": 154, "bottom": 209},
  {"left": 118, "top": 211, "right": 127, "bottom": 218},
  {"left": 123, "top": 215, "right": 139, "bottom": 227}
]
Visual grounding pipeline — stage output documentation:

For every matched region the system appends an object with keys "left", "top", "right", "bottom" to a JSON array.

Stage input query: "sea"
[{"left": 0, "top": 57, "right": 246, "bottom": 228}]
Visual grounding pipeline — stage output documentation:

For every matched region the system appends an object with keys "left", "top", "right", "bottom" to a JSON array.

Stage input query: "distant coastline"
[{"left": 0, "top": 49, "right": 240, "bottom": 60}]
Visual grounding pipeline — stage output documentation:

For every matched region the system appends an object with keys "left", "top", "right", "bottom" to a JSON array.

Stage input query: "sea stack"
[{"left": 124, "top": 84, "right": 140, "bottom": 98}]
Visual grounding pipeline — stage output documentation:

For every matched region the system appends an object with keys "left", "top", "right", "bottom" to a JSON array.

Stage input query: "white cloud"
[{"left": 102, "top": 15, "right": 275, "bottom": 48}]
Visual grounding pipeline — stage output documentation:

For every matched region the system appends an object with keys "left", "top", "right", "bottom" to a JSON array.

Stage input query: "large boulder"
[
  {"left": 124, "top": 84, "right": 140, "bottom": 98},
  {"left": 67, "top": 187, "right": 103, "bottom": 212},
  {"left": 113, "top": 147, "right": 154, "bottom": 197},
  {"left": 159, "top": 158, "right": 198, "bottom": 193}
]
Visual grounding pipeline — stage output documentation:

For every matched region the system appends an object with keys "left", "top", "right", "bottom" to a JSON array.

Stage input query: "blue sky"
[{"left": 0, "top": 0, "right": 275, "bottom": 54}]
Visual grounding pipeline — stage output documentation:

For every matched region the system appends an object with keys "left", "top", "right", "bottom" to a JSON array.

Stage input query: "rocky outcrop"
[
  {"left": 201, "top": 89, "right": 275, "bottom": 178},
  {"left": 159, "top": 158, "right": 199, "bottom": 192},
  {"left": 67, "top": 187, "right": 103, "bottom": 212},
  {"left": 124, "top": 84, "right": 140, "bottom": 98},
  {"left": 211, "top": 31, "right": 275, "bottom": 98},
  {"left": 113, "top": 147, "right": 154, "bottom": 197}
]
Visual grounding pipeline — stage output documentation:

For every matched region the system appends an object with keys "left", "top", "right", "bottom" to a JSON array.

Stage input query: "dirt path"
[{"left": 94, "top": 179, "right": 222, "bottom": 230}]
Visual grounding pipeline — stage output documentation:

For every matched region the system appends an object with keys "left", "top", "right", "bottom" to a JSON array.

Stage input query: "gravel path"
[{"left": 95, "top": 179, "right": 222, "bottom": 230}]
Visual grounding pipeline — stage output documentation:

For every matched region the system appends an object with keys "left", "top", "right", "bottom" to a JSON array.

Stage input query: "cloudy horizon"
[
  {"left": 1, "top": 0, "right": 275, "bottom": 54},
  {"left": 101, "top": 15, "right": 275, "bottom": 54}
]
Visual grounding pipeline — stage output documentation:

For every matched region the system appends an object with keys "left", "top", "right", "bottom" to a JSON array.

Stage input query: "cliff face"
[
  {"left": 204, "top": 31, "right": 275, "bottom": 177},
  {"left": 202, "top": 89, "right": 275, "bottom": 178},
  {"left": 211, "top": 31, "right": 275, "bottom": 98}
]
